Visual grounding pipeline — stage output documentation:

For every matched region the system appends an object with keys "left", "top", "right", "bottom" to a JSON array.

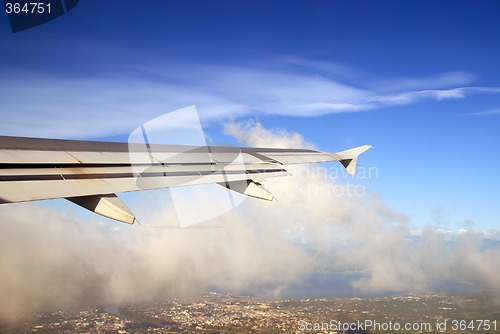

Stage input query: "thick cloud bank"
[{"left": 1, "top": 122, "right": 498, "bottom": 322}]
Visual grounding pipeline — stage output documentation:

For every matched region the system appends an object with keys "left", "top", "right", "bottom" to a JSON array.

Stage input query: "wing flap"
[
  {"left": 254, "top": 145, "right": 371, "bottom": 173},
  {"left": 0, "top": 150, "right": 81, "bottom": 164},
  {"left": 258, "top": 152, "right": 338, "bottom": 164},
  {"left": 66, "top": 193, "right": 135, "bottom": 224}
]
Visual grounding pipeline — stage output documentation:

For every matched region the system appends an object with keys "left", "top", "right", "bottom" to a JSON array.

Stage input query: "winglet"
[{"left": 336, "top": 145, "right": 372, "bottom": 175}]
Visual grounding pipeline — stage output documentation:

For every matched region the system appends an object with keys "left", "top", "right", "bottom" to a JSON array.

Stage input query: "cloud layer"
[{"left": 0, "top": 122, "right": 498, "bottom": 323}]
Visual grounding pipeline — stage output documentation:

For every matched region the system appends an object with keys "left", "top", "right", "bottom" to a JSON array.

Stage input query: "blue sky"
[{"left": 1, "top": 0, "right": 499, "bottom": 232}]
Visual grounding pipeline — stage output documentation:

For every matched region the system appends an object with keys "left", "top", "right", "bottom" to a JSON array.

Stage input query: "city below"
[{"left": 1, "top": 292, "right": 499, "bottom": 333}]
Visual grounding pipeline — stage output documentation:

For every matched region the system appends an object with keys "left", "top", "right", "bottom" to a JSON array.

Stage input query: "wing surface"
[{"left": 0, "top": 135, "right": 371, "bottom": 223}]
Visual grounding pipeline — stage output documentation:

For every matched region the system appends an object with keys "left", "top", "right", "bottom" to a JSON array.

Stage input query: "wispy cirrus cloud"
[
  {"left": 1, "top": 59, "right": 499, "bottom": 138},
  {"left": 468, "top": 108, "right": 500, "bottom": 116}
]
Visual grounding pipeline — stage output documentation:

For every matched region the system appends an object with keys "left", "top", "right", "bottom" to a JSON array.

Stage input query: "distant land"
[
  {"left": 2, "top": 292, "right": 498, "bottom": 333},
  {"left": 233, "top": 271, "right": 482, "bottom": 300}
]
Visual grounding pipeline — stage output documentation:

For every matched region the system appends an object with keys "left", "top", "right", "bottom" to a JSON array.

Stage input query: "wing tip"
[{"left": 337, "top": 145, "right": 372, "bottom": 175}]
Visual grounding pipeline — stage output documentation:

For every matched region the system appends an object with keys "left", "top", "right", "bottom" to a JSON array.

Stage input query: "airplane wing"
[{"left": 0, "top": 135, "right": 371, "bottom": 224}]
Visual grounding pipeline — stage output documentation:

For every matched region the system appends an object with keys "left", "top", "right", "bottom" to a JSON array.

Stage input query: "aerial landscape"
[
  {"left": 2, "top": 292, "right": 499, "bottom": 333},
  {"left": 0, "top": 1, "right": 499, "bottom": 333}
]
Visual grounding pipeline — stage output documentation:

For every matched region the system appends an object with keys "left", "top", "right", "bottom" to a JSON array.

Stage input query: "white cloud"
[{"left": 1, "top": 61, "right": 499, "bottom": 138}]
